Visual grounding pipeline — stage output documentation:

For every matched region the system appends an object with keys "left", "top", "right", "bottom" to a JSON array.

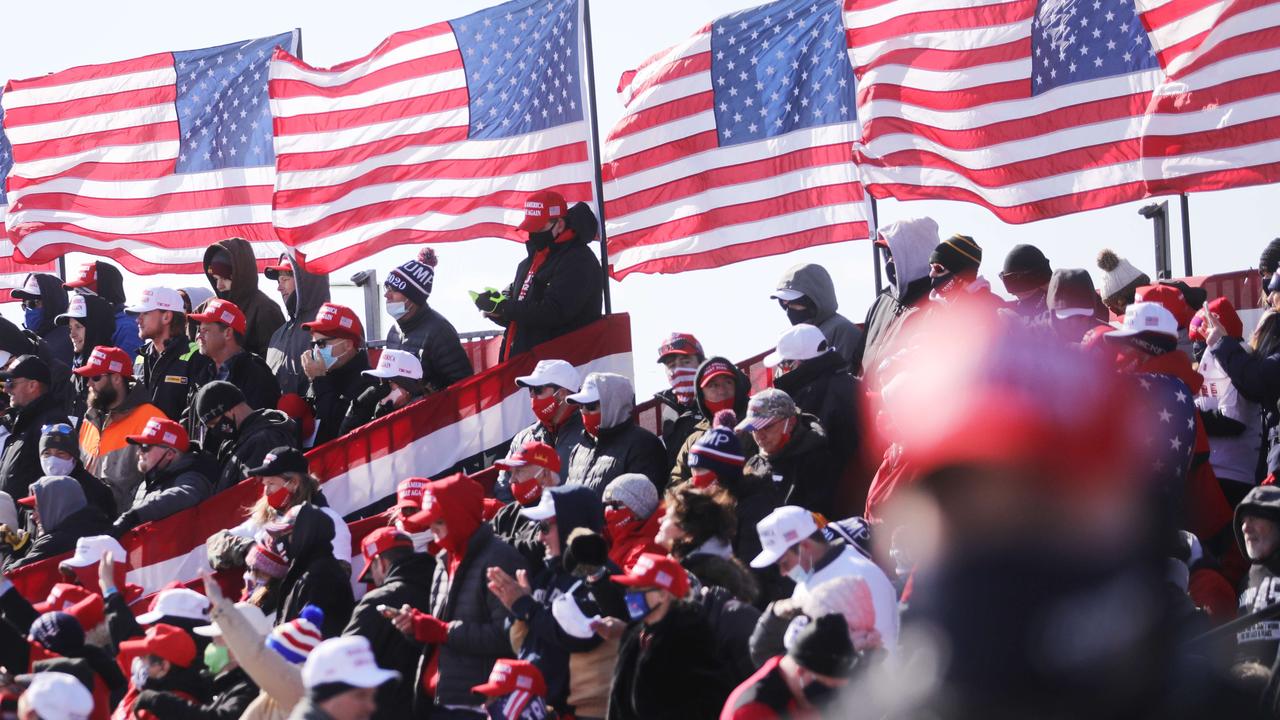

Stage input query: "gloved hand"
[
  {"left": 111, "top": 511, "right": 140, "bottom": 538},
  {"left": 471, "top": 288, "right": 506, "bottom": 314},
  {"left": 411, "top": 611, "right": 450, "bottom": 644},
  {"left": 0, "top": 524, "right": 29, "bottom": 552}
]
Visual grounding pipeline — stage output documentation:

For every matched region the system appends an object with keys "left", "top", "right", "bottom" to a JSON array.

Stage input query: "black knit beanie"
[
  {"left": 1000, "top": 244, "right": 1051, "bottom": 293},
  {"left": 929, "top": 234, "right": 982, "bottom": 278}
]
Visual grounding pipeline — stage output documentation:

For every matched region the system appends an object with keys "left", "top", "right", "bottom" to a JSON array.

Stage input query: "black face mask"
[
  {"left": 931, "top": 273, "right": 955, "bottom": 291},
  {"left": 884, "top": 259, "right": 897, "bottom": 288},
  {"left": 785, "top": 304, "right": 817, "bottom": 326},
  {"left": 285, "top": 291, "right": 298, "bottom": 318},
  {"left": 803, "top": 680, "right": 838, "bottom": 706},
  {"left": 204, "top": 418, "right": 238, "bottom": 450},
  {"left": 528, "top": 229, "right": 555, "bottom": 249}
]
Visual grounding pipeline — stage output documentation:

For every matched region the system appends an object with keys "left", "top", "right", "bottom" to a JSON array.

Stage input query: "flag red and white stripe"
[
  {"left": 845, "top": 0, "right": 1280, "bottom": 223},
  {"left": 2, "top": 35, "right": 294, "bottom": 274},
  {"left": 604, "top": 1, "right": 869, "bottom": 279},
  {"left": 269, "top": 0, "right": 597, "bottom": 274}
]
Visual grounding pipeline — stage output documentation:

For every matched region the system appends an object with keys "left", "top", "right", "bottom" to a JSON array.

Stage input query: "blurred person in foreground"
[{"left": 852, "top": 302, "right": 1262, "bottom": 720}]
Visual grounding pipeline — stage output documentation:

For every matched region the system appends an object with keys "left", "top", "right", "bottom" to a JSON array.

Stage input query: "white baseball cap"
[
  {"left": 59, "top": 535, "right": 127, "bottom": 569},
  {"left": 518, "top": 491, "right": 558, "bottom": 521},
  {"left": 135, "top": 588, "right": 211, "bottom": 625},
  {"left": 751, "top": 506, "right": 819, "bottom": 568},
  {"left": 54, "top": 294, "right": 89, "bottom": 325},
  {"left": 21, "top": 671, "right": 93, "bottom": 720},
  {"left": 195, "top": 602, "right": 272, "bottom": 637},
  {"left": 1105, "top": 301, "right": 1178, "bottom": 340},
  {"left": 763, "top": 324, "right": 829, "bottom": 368},
  {"left": 126, "top": 287, "right": 186, "bottom": 315},
  {"left": 302, "top": 636, "right": 400, "bottom": 689},
  {"left": 769, "top": 288, "right": 805, "bottom": 302},
  {"left": 11, "top": 273, "right": 43, "bottom": 300},
  {"left": 564, "top": 373, "right": 601, "bottom": 405},
  {"left": 363, "top": 348, "right": 424, "bottom": 381},
  {"left": 515, "top": 359, "right": 581, "bottom": 393}
]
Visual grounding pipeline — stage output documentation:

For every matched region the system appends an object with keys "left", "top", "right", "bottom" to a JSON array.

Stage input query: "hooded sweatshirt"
[
  {"left": 857, "top": 216, "right": 939, "bottom": 387},
  {"left": 68, "top": 294, "right": 118, "bottom": 421},
  {"left": 74, "top": 262, "right": 144, "bottom": 358},
  {"left": 201, "top": 238, "right": 286, "bottom": 357},
  {"left": 565, "top": 374, "right": 668, "bottom": 497},
  {"left": 277, "top": 504, "right": 354, "bottom": 639},
  {"left": 23, "top": 273, "right": 73, "bottom": 367},
  {"left": 8, "top": 476, "right": 111, "bottom": 570},
  {"left": 1236, "top": 488, "right": 1280, "bottom": 666},
  {"left": 773, "top": 263, "right": 862, "bottom": 368},
  {"left": 265, "top": 255, "right": 331, "bottom": 396},
  {"left": 669, "top": 356, "right": 755, "bottom": 487}
]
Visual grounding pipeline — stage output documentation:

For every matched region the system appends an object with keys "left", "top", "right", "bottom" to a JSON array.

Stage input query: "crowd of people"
[{"left": 0, "top": 188, "right": 1280, "bottom": 719}]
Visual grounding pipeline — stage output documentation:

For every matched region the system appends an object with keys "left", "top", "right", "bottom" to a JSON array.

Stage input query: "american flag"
[
  {"left": 844, "top": 0, "right": 1280, "bottom": 223},
  {"left": 603, "top": 0, "right": 868, "bottom": 279},
  {"left": 1135, "top": 373, "right": 1197, "bottom": 485},
  {"left": 269, "top": 0, "right": 596, "bottom": 273},
  {"left": 2, "top": 32, "right": 296, "bottom": 273},
  {"left": 0, "top": 90, "right": 59, "bottom": 298}
]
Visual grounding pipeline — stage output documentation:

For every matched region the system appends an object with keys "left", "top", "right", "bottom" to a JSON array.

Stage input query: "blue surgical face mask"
[
  {"left": 386, "top": 301, "right": 408, "bottom": 320},
  {"left": 23, "top": 306, "right": 42, "bottom": 331},
  {"left": 317, "top": 345, "right": 339, "bottom": 370},
  {"left": 623, "top": 590, "right": 651, "bottom": 622}
]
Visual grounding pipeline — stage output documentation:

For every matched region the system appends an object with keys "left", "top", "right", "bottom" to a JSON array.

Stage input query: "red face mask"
[
  {"left": 604, "top": 506, "right": 635, "bottom": 541},
  {"left": 511, "top": 476, "right": 543, "bottom": 506},
  {"left": 704, "top": 397, "right": 734, "bottom": 416},
  {"left": 531, "top": 393, "right": 561, "bottom": 427},
  {"left": 690, "top": 470, "right": 719, "bottom": 490},
  {"left": 265, "top": 484, "right": 292, "bottom": 511},
  {"left": 581, "top": 409, "right": 602, "bottom": 437}
]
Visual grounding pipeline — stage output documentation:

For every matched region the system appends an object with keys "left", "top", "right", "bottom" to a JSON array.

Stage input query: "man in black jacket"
[
  {"left": 277, "top": 503, "right": 355, "bottom": 639},
  {"left": 264, "top": 252, "right": 331, "bottom": 397},
  {"left": 192, "top": 381, "right": 297, "bottom": 493},
  {"left": 383, "top": 250, "right": 474, "bottom": 392},
  {"left": 344, "top": 527, "right": 435, "bottom": 720},
  {"left": 489, "top": 440, "right": 563, "bottom": 567},
  {"left": 855, "top": 216, "right": 939, "bottom": 387},
  {"left": 1236, "top": 485, "right": 1280, "bottom": 666},
  {"left": 338, "top": 348, "right": 426, "bottom": 437},
  {"left": 493, "top": 359, "right": 584, "bottom": 503},
  {"left": 129, "top": 286, "right": 213, "bottom": 421},
  {"left": 12, "top": 271, "right": 73, "bottom": 367},
  {"left": 653, "top": 333, "right": 706, "bottom": 473},
  {"left": 738, "top": 389, "right": 838, "bottom": 518},
  {"left": 0, "top": 354, "right": 70, "bottom": 500},
  {"left": 301, "top": 302, "right": 378, "bottom": 446},
  {"left": 114, "top": 417, "right": 216, "bottom": 535},
  {"left": 480, "top": 191, "right": 603, "bottom": 361},
  {"left": 565, "top": 372, "right": 667, "bottom": 497},
  {"left": 6, "top": 475, "right": 111, "bottom": 571},
  {"left": 189, "top": 298, "right": 280, "bottom": 412},
  {"left": 200, "top": 237, "right": 286, "bottom": 358},
  {"left": 38, "top": 422, "right": 116, "bottom": 519}
]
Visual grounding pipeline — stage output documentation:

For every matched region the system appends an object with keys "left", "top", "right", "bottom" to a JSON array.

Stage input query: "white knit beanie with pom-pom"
[{"left": 1096, "top": 249, "right": 1147, "bottom": 303}]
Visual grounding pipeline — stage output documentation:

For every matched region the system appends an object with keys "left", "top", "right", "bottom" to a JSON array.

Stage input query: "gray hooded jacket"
[
  {"left": 265, "top": 255, "right": 331, "bottom": 396},
  {"left": 774, "top": 263, "right": 862, "bottom": 367},
  {"left": 565, "top": 373, "right": 667, "bottom": 496},
  {"left": 856, "top": 216, "right": 939, "bottom": 387}
]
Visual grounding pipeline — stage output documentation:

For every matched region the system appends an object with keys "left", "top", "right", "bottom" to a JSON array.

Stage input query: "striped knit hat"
[
  {"left": 266, "top": 605, "right": 324, "bottom": 664},
  {"left": 688, "top": 410, "right": 745, "bottom": 486},
  {"left": 385, "top": 259, "right": 435, "bottom": 307},
  {"left": 930, "top": 234, "right": 983, "bottom": 278},
  {"left": 246, "top": 540, "right": 288, "bottom": 580}
]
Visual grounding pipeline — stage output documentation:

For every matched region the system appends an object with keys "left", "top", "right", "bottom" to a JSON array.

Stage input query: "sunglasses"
[{"left": 310, "top": 338, "right": 344, "bottom": 349}]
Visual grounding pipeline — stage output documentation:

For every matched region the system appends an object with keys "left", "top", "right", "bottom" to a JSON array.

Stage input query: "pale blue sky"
[{"left": 2, "top": 0, "right": 1272, "bottom": 395}]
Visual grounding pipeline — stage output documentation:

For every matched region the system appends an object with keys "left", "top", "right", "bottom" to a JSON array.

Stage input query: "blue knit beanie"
[{"left": 689, "top": 410, "right": 745, "bottom": 484}]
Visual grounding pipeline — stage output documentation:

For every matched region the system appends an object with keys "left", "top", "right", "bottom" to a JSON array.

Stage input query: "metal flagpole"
[
  {"left": 581, "top": 0, "right": 613, "bottom": 314},
  {"left": 869, "top": 196, "right": 882, "bottom": 294},
  {"left": 1179, "top": 193, "right": 1193, "bottom": 276}
]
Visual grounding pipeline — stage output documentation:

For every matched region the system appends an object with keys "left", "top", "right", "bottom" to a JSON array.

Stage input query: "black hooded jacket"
[
  {"left": 134, "top": 666, "right": 257, "bottom": 720},
  {"left": 266, "top": 254, "right": 331, "bottom": 397},
  {"left": 201, "top": 238, "right": 286, "bottom": 357},
  {"left": 343, "top": 552, "right": 436, "bottom": 720},
  {"left": 211, "top": 408, "right": 297, "bottom": 492},
  {"left": 772, "top": 349, "right": 862, "bottom": 473},
  {"left": 495, "top": 202, "right": 603, "bottom": 361},
  {"left": 0, "top": 390, "right": 71, "bottom": 500},
  {"left": 1236, "top": 487, "right": 1280, "bottom": 666},
  {"left": 669, "top": 357, "right": 756, "bottom": 487},
  {"left": 308, "top": 351, "right": 378, "bottom": 446},
  {"left": 278, "top": 504, "right": 354, "bottom": 639},
  {"left": 71, "top": 261, "right": 143, "bottom": 358},
  {"left": 66, "top": 293, "right": 117, "bottom": 420},
  {"left": 22, "top": 272, "right": 73, "bottom": 367}
]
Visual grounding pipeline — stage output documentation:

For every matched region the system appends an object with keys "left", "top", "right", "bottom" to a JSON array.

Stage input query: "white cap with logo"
[
  {"left": 515, "top": 359, "right": 581, "bottom": 393},
  {"left": 764, "top": 324, "right": 829, "bottom": 368},
  {"left": 135, "top": 588, "right": 212, "bottom": 625},
  {"left": 302, "top": 636, "right": 400, "bottom": 689},
  {"left": 126, "top": 287, "right": 186, "bottom": 315},
  {"left": 59, "top": 535, "right": 127, "bottom": 569},
  {"left": 751, "top": 506, "right": 819, "bottom": 568},
  {"left": 362, "top": 348, "right": 424, "bottom": 381},
  {"left": 21, "top": 671, "right": 93, "bottom": 720}
]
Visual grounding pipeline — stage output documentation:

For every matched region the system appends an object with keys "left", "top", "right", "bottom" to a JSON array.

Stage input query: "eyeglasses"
[
  {"left": 580, "top": 401, "right": 600, "bottom": 412},
  {"left": 310, "top": 338, "right": 343, "bottom": 349},
  {"left": 21, "top": 300, "right": 41, "bottom": 310},
  {"left": 529, "top": 385, "right": 557, "bottom": 398}
]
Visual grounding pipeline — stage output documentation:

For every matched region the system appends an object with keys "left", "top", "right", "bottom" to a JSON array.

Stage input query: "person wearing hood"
[
  {"left": 128, "top": 286, "right": 214, "bottom": 422},
  {"left": 1045, "top": 269, "right": 1111, "bottom": 346},
  {"left": 670, "top": 357, "right": 755, "bottom": 487},
  {"left": 856, "top": 216, "right": 939, "bottom": 387},
  {"left": 383, "top": 248, "right": 474, "bottom": 392},
  {"left": 489, "top": 440, "right": 564, "bottom": 568},
  {"left": 657, "top": 485, "right": 759, "bottom": 605},
  {"left": 57, "top": 292, "right": 117, "bottom": 420},
  {"left": 738, "top": 390, "right": 838, "bottom": 518},
  {"left": 64, "top": 260, "right": 144, "bottom": 358},
  {"left": 201, "top": 238, "right": 286, "bottom": 357},
  {"left": 263, "top": 253, "right": 331, "bottom": 397},
  {"left": 1192, "top": 298, "right": 1261, "bottom": 506},
  {"left": 770, "top": 263, "right": 861, "bottom": 368},
  {"left": 653, "top": 333, "right": 707, "bottom": 473},
  {"left": 38, "top": 422, "right": 116, "bottom": 520},
  {"left": 925, "top": 234, "right": 1000, "bottom": 310},
  {"left": 343, "top": 527, "right": 435, "bottom": 720},
  {"left": 178, "top": 286, "right": 215, "bottom": 338},
  {"left": 389, "top": 473, "right": 527, "bottom": 715},
  {"left": 564, "top": 372, "right": 668, "bottom": 497},
  {"left": 75, "top": 346, "right": 166, "bottom": 513},
  {"left": 493, "top": 359, "right": 585, "bottom": 504},
  {"left": 301, "top": 303, "right": 378, "bottom": 446},
  {"left": 5, "top": 475, "right": 111, "bottom": 570},
  {"left": 0, "top": 490, "right": 29, "bottom": 567},
  {"left": 12, "top": 272, "right": 73, "bottom": 367},
  {"left": 480, "top": 191, "right": 603, "bottom": 361},
  {"left": 601, "top": 474, "right": 665, "bottom": 573},
  {"left": 1236, "top": 486, "right": 1280, "bottom": 666},
  {"left": 337, "top": 349, "right": 427, "bottom": 437},
  {"left": 0, "top": 355, "right": 71, "bottom": 501},
  {"left": 112, "top": 417, "right": 216, "bottom": 536},
  {"left": 1095, "top": 248, "right": 1152, "bottom": 317},
  {"left": 190, "top": 298, "right": 281, "bottom": 412},
  {"left": 487, "top": 485, "right": 628, "bottom": 718},
  {"left": 276, "top": 503, "right": 355, "bottom": 639},
  {"left": 998, "top": 244, "right": 1053, "bottom": 320},
  {"left": 192, "top": 381, "right": 297, "bottom": 493}
]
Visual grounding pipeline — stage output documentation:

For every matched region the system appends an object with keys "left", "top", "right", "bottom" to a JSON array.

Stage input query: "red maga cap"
[
  {"left": 72, "top": 346, "right": 133, "bottom": 379},
  {"left": 518, "top": 190, "right": 567, "bottom": 232},
  {"left": 189, "top": 298, "right": 247, "bottom": 334},
  {"left": 494, "top": 440, "right": 561, "bottom": 474},
  {"left": 302, "top": 303, "right": 364, "bottom": 343},
  {"left": 125, "top": 417, "right": 190, "bottom": 452}
]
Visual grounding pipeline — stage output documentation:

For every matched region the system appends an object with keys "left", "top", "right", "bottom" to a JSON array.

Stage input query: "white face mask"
[
  {"left": 40, "top": 455, "right": 75, "bottom": 477},
  {"left": 395, "top": 519, "right": 434, "bottom": 553},
  {"left": 551, "top": 582, "right": 600, "bottom": 639},
  {"left": 386, "top": 301, "right": 408, "bottom": 320},
  {"left": 785, "top": 548, "right": 811, "bottom": 585}
]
